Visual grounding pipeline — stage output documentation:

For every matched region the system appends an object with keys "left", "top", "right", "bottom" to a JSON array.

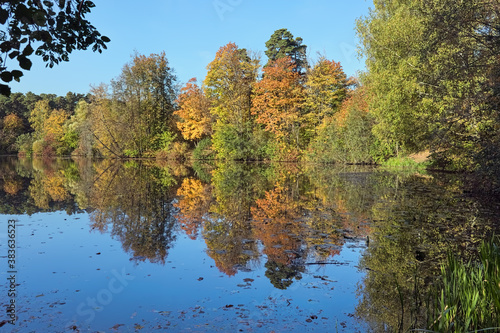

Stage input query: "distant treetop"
[{"left": 265, "top": 28, "right": 307, "bottom": 73}]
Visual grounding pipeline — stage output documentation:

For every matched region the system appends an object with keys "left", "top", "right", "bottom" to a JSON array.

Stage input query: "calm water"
[{"left": 0, "top": 157, "right": 499, "bottom": 332}]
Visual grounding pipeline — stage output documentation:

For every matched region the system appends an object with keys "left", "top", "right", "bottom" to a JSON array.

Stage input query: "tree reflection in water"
[{"left": 2, "top": 157, "right": 499, "bottom": 330}]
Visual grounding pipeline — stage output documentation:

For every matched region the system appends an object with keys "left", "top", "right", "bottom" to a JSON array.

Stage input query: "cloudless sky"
[{"left": 10, "top": 0, "right": 373, "bottom": 96}]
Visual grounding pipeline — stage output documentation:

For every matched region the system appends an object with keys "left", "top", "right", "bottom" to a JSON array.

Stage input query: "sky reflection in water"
[{"left": 0, "top": 157, "right": 498, "bottom": 332}]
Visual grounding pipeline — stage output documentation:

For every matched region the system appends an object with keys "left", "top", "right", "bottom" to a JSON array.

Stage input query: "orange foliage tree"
[
  {"left": 174, "top": 78, "right": 212, "bottom": 142},
  {"left": 335, "top": 83, "right": 370, "bottom": 127},
  {"left": 252, "top": 56, "right": 305, "bottom": 159}
]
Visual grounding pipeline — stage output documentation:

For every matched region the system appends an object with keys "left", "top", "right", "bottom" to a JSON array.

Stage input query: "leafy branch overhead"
[{"left": 0, "top": 0, "right": 110, "bottom": 95}]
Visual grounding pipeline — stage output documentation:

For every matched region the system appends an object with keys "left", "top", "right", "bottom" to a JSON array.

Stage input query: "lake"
[{"left": 1, "top": 157, "right": 499, "bottom": 332}]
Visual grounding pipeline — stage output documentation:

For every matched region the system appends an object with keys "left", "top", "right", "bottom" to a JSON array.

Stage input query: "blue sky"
[{"left": 11, "top": 0, "right": 373, "bottom": 96}]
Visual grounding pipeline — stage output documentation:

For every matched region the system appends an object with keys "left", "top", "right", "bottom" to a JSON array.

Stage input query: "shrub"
[{"left": 193, "top": 137, "right": 215, "bottom": 160}]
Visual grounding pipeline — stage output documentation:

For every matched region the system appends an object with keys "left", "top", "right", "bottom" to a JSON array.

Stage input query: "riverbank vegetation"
[{"left": 1, "top": 1, "right": 499, "bottom": 189}]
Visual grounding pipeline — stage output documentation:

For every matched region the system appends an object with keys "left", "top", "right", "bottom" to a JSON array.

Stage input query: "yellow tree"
[
  {"left": 88, "top": 84, "right": 127, "bottom": 158},
  {"left": 29, "top": 100, "right": 69, "bottom": 156},
  {"left": 29, "top": 100, "right": 51, "bottom": 139},
  {"left": 304, "top": 58, "right": 350, "bottom": 130},
  {"left": 174, "top": 78, "right": 212, "bottom": 141},
  {"left": 0, "top": 114, "right": 24, "bottom": 152},
  {"left": 43, "top": 109, "right": 68, "bottom": 142}
]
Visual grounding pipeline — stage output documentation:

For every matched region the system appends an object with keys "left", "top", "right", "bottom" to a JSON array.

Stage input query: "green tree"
[
  {"left": 90, "top": 53, "right": 177, "bottom": 158},
  {"left": 265, "top": 28, "right": 307, "bottom": 72},
  {"left": 357, "top": 0, "right": 500, "bottom": 173},
  {"left": 112, "top": 52, "right": 177, "bottom": 145},
  {"left": 62, "top": 100, "right": 93, "bottom": 156},
  {"left": 88, "top": 84, "right": 126, "bottom": 158},
  {"left": 204, "top": 43, "right": 261, "bottom": 160},
  {"left": 307, "top": 85, "right": 375, "bottom": 164},
  {"left": 0, "top": 0, "right": 110, "bottom": 95}
]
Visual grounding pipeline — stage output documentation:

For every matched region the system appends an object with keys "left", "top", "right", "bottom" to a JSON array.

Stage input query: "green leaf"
[
  {"left": 0, "top": 71, "right": 12, "bottom": 82},
  {"left": 101, "top": 36, "right": 110, "bottom": 43}
]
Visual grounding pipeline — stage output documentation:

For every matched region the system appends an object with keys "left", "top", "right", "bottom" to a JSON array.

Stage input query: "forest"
[{"left": 0, "top": 1, "right": 499, "bottom": 188}]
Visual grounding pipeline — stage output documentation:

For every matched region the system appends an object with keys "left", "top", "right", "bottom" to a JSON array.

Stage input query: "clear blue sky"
[{"left": 11, "top": 0, "right": 373, "bottom": 96}]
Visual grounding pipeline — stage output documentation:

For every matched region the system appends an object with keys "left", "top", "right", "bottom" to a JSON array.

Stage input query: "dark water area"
[{"left": 0, "top": 157, "right": 499, "bottom": 332}]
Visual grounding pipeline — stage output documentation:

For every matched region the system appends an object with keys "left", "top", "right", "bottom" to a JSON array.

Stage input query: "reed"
[{"left": 426, "top": 237, "right": 500, "bottom": 332}]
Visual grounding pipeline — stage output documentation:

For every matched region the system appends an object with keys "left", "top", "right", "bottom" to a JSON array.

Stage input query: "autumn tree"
[
  {"left": 174, "top": 78, "right": 212, "bottom": 142},
  {"left": 89, "top": 52, "right": 177, "bottom": 158},
  {"left": 62, "top": 100, "right": 94, "bottom": 157},
  {"left": 0, "top": 113, "right": 23, "bottom": 153},
  {"left": 307, "top": 84, "right": 375, "bottom": 164},
  {"left": 0, "top": 0, "right": 110, "bottom": 95},
  {"left": 252, "top": 56, "right": 305, "bottom": 160},
  {"left": 29, "top": 100, "right": 51, "bottom": 137},
  {"left": 88, "top": 84, "right": 126, "bottom": 158},
  {"left": 28, "top": 99, "right": 69, "bottom": 156},
  {"left": 265, "top": 28, "right": 307, "bottom": 73},
  {"left": 204, "top": 43, "right": 260, "bottom": 160},
  {"left": 304, "top": 58, "right": 350, "bottom": 130},
  {"left": 111, "top": 52, "right": 177, "bottom": 156}
]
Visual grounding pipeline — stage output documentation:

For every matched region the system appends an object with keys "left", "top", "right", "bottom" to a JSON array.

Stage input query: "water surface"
[{"left": 0, "top": 157, "right": 498, "bottom": 332}]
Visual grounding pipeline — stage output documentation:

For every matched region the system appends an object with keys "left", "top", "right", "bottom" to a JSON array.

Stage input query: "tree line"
[
  {"left": 2, "top": 1, "right": 499, "bottom": 182},
  {"left": 357, "top": 0, "right": 500, "bottom": 175},
  {"left": 0, "top": 28, "right": 375, "bottom": 164}
]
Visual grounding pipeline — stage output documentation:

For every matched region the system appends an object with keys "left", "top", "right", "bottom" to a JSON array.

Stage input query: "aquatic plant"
[{"left": 425, "top": 237, "right": 500, "bottom": 332}]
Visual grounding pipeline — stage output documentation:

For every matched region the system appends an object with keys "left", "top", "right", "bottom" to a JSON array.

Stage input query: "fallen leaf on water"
[
  {"left": 36, "top": 294, "right": 44, "bottom": 297},
  {"left": 110, "top": 324, "right": 124, "bottom": 331}
]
